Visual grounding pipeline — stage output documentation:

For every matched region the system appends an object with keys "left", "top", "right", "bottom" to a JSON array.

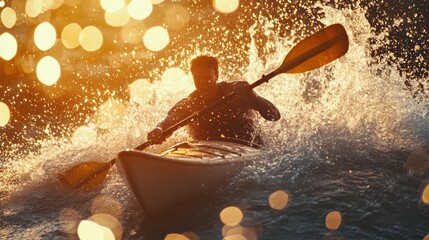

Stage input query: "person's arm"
[
  {"left": 229, "top": 81, "right": 281, "bottom": 121},
  {"left": 252, "top": 93, "right": 281, "bottom": 121},
  {"left": 147, "top": 97, "right": 192, "bottom": 143}
]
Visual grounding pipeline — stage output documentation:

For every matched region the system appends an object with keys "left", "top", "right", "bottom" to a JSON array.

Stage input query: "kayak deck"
[{"left": 116, "top": 139, "right": 261, "bottom": 217}]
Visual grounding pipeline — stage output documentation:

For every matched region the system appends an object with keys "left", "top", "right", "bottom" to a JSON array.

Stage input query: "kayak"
[{"left": 115, "top": 138, "right": 262, "bottom": 217}]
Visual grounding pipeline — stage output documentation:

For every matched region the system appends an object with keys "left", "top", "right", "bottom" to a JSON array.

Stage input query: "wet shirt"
[{"left": 158, "top": 81, "right": 262, "bottom": 144}]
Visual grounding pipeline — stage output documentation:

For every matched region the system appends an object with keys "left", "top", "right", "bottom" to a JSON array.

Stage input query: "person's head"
[{"left": 190, "top": 55, "right": 219, "bottom": 100}]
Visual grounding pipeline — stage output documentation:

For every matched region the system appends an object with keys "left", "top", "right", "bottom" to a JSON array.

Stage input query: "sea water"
[{"left": 1, "top": 1, "right": 428, "bottom": 239}]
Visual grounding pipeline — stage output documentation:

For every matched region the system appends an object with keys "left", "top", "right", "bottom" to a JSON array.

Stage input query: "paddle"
[{"left": 59, "top": 23, "right": 349, "bottom": 192}]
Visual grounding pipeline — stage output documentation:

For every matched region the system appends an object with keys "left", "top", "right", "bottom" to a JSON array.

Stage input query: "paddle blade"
[
  {"left": 58, "top": 161, "right": 111, "bottom": 192},
  {"left": 277, "top": 23, "right": 349, "bottom": 74}
]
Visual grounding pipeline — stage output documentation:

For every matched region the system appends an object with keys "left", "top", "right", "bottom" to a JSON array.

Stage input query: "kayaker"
[{"left": 147, "top": 55, "right": 281, "bottom": 146}]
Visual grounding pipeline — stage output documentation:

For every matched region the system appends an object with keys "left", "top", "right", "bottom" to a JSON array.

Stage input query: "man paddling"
[{"left": 147, "top": 55, "right": 281, "bottom": 146}]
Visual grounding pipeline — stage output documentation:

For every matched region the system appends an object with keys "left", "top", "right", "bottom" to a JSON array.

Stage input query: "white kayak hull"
[{"left": 116, "top": 140, "right": 261, "bottom": 217}]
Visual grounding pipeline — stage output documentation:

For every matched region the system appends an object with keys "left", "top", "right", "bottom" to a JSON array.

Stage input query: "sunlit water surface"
[{"left": 1, "top": 1, "right": 428, "bottom": 240}]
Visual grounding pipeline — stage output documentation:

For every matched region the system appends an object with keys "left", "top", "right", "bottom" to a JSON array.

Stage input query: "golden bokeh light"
[
  {"left": 41, "top": 0, "right": 55, "bottom": 10},
  {"left": 59, "top": 208, "right": 81, "bottom": 234},
  {"left": 163, "top": 4, "right": 190, "bottom": 31},
  {"left": 93, "top": 98, "right": 127, "bottom": 129},
  {"left": 25, "top": 0, "right": 43, "bottom": 18},
  {"left": 0, "top": 102, "right": 11, "bottom": 127},
  {"left": 100, "top": 0, "right": 125, "bottom": 12},
  {"left": 422, "top": 183, "right": 429, "bottom": 204},
  {"left": 325, "top": 211, "right": 342, "bottom": 230},
  {"left": 34, "top": 22, "right": 57, "bottom": 51},
  {"left": 129, "top": 78, "right": 153, "bottom": 104},
  {"left": 0, "top": 32, "right": 18, "bottom": 61},
  {"left": 164, "top": 233, "right": 190, "bottom": 240},
  {"left": 213, "top": 0, "right": 240, "bottom": 14},
  {"left": 161, "top": 67, "right": 191, "bottom": 93},
  {"left": 0, "top": 1, "right": 4, "bottom": 7},
  {"left": 104, "top": 5, "right": 130, "bottom": 27},
  {"left": 79, "top": 25, "right": 103, "bottom": 52},
  {"left": 220, "top": 206, "right": 243, "bottom": 227},
  {"left": 181, "top": 232, "right": 200, "bottom": 240},
  {"left": 61, "top": 23, "right": 82, "bottom": 49},
  {"left": 143, "top": 26, "right": 169, "bottom": 52},
  {"left": 120, "top": 19, "right": 146, "bottom": 44},
  {"left": 71, "top": 125, "right": 97, "bottom": 145},
  {"left": 223, "top": 236, "right": 247, "bottom": 240},
  {"left": 89, "top": 213, "right": 123, "bottom": 240},
  {"left": 223, "top": 226, "right": 257, "bottom": 240},
  {"left": 151, "top": 0, "right": 164, "bottom": 4},
  {"left": 91, "top": 194, "right": 123, "bottom": 220},
  {"left": 268, "top": 190, "right": 289, "bottom": 210},
  {"left": 1, "top": 7, "right": 17, "bottom": 29},
  {"left": 36, "top": 56, "right": 61, "bottom": 86},
  {"left": 77, "top": 220, "right": 114, "bottom": 240},
  {"left": 128, "top": 0, "right": 153, "bottom": 20},
  {"left": 406, "top": 148, "right": 429, "bottom": 176}
]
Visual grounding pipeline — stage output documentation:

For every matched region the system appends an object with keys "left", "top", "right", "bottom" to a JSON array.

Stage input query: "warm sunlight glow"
[
  {"left": 120, "top": 19, "right": 146, "bottom": 44},
  {"left": 91, "top": 195, "right": 123, "bottom": 220},
  {"left": 269, "top": 190, "right": 289, "bottom": 210},
  {"left": 104, "top": 5, "right": 130, "bottom": 27},
  {"left": 161, "top": 67, "right": 191, "bottom": 93},
  {"left": 0, "top": 1, "right": 4, "bottom": 7},
  {"left": 1, "top": 7, "right": 17, "bottom": 29},
  {"left": 34, "top": 22, "right": 57, "bottom": 51},
  {"left": 0, "top": 32, "right": 18, "bottom": 61},
  {"left": 163, "top": 4, "right": 190, "bottom": 31},
  {"left": 59, "top": 208, "right": 80, "bottom": 234},
  {"left": 128, "top": 0, "right": 152, "bottom": 20},
  {"left": 71, "top": 125, "right": 97, "bottom": 145},
  {"left": 325, "top": 211, "right": 342, "bottom": 230},
  {"left": 61, "top": 23, "right": 82, "bottom": 49},
  {"left": 213, "top": 0, "right": 239, "bottom": 14},
  {"left": 93, "top": 98, "right": 127, "bottom": 129},
  {"left": 79, "top": 26, "right": 103, "bottom": 52},
  {"left": 143, "top": 26, "right": 169, "bottom": 52},
  {"left": 89, "top": 213, "right": 123, "bottom": 240},
  {"left": 0, "top": 102, "right": 11, "bottom": 127},
  {"left": 36, "top": 56, "right": 61, "bottom": 86},
  {"left": 422, "top": 183, "right": 429, "bottom": 204},
  {"left": 100, "top": 0, "right": 125, "bottom": 12},
  {"left": 129, "top": 78, "right": 153, "bottom": 104},
  {"left": 25, "top": 0, "right": 43, "bottom": 18},
  {"left": 220, "top": 206, "right": 243, "bottom": 227}
]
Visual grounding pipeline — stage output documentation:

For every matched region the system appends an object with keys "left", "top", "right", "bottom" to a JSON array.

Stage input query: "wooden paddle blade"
[
  {"left": 277, "top": 23, "right": 349, "bottom": 74},
  {"left": 58, "top": 161, "right": 111, "bottom": 192}
]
